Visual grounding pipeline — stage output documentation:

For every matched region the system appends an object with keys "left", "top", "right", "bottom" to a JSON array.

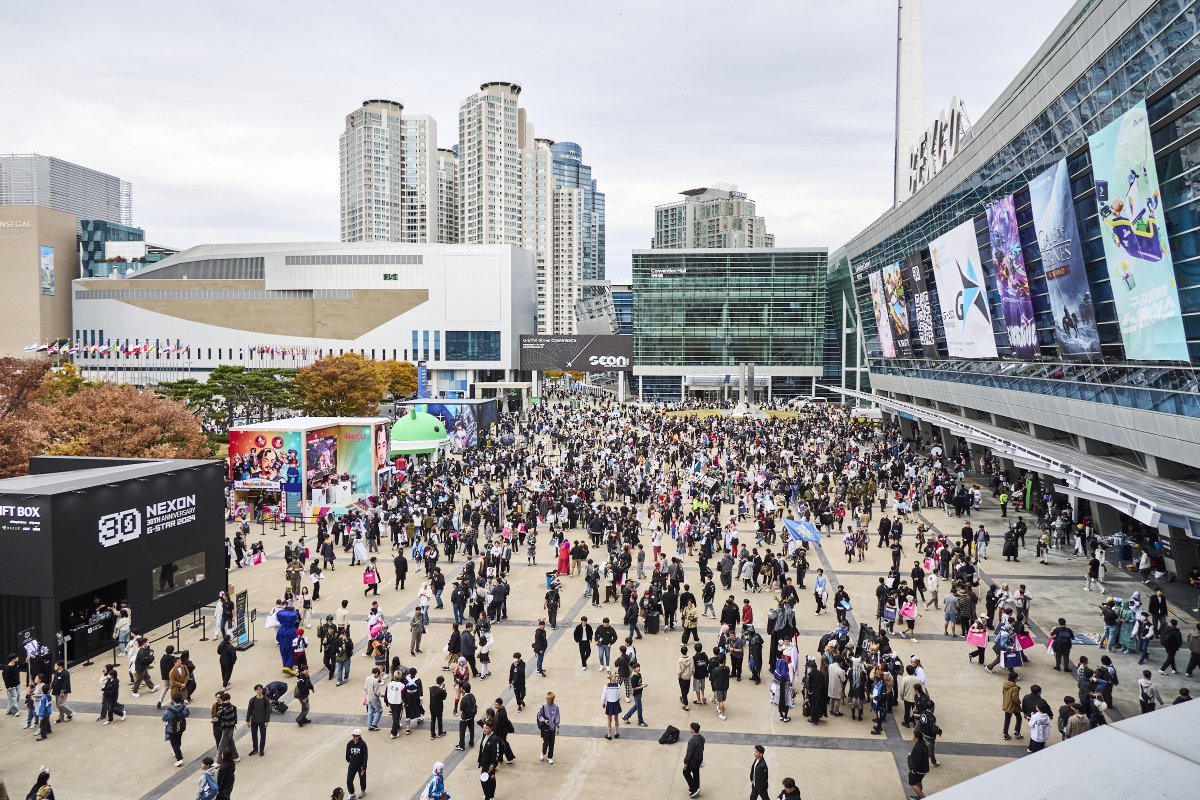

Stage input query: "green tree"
[
  {"left": 295, "top": 354, "right": 385, "bottom": 416},
  {"left": 160, "top": 366, "right": 300, "bottom": 430}
]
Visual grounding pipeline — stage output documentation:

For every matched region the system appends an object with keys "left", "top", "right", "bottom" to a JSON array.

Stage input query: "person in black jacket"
[
  {"left": 216, "top": 748, "right": 236, "bottom": 800},
  {"left": 749, "top": 744, "right": 769, "bottom": 800},
  {"left": 509, "top": 653, "right": 527, "bottom": 711},
  {"left": 4, "top": 653, "right": 22, "bottom": 716},
  {"left": 246, "top": 684, "right": 272, "bottom": 756},
  {"left": 50, "top": 661, "right": 73, "bottom": 722},
  {"left": 532, "top": 622, "right": 548, "bottom": 677},
  {"left": 573, "top": 617, "right": 593, "bottom": 669},
  {"left": 456, "top": 684, "right": 477, "bottom": 750},
  {"left": 345, "top": 729, "right": 368, "bottom": 799},
  {"left": 477, "top": 720, "right": 502, "bottom": 799},
  {"left": 429, "top": 676, "right": 447, "bottom": 739},
  {"left": 217, "top": 635, "right": 238, "bottom": 689},
  {"left": 682, "top": 722, "right": 704, "bottom": 797},
  {"left": 908, "top": 731, "right": 930, "bottom": 798},
  {"left": 493, "top": 698, "right": 517, "bottom": 763},
  {"left": 394, "top": 552, "right": 408, "bottom": 591},
  {"left": 294, "top": 667, "right": 314, "bottom": 726}
]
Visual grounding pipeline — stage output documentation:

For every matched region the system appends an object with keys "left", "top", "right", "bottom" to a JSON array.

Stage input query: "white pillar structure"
[{"left": 894, "top": 0, "right": 925, "bottom": 206}]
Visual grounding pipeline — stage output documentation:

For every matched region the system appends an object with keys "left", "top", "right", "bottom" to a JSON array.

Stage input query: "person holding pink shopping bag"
[{"left": 966, "top": 617, "right": 989, "bottom": 665}]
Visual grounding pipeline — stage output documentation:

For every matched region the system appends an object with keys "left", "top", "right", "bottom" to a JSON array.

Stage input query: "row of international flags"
[{"left": 23, "top": 339, "right": 323, "bottom": 359}]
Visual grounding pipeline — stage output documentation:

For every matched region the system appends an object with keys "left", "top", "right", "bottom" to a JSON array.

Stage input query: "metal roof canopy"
[
  {"left": 822, "top": 386, "right": 1200, "bottom": 535},
  {"left": 927, "top": 692, "right": 1200, "bottom": 800}
]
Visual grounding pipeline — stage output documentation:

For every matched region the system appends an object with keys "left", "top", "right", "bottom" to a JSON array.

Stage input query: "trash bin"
[{"left": 645, "top": 613, "right": 660, "bottom": 635}]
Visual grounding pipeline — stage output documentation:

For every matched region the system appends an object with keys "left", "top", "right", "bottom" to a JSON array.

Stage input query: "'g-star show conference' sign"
[{"left": 519, "top": 335, "right": 633, "bottom": 372}]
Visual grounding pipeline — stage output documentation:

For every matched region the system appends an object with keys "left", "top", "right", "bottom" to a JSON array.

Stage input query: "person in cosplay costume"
[{"left": 276, "top": 602, "right": 301, "bottom": 674}]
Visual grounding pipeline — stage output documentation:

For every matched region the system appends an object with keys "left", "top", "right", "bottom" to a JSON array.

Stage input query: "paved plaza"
[{"left": 1, "top": 423, "right": 1196, "bottom": 800}]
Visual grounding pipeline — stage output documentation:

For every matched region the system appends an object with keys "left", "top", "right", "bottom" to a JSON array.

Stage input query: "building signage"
[
  {"left": 519, "top": 335, "right": 633, "bottom": 372},
  {"left": 906, "top": 98, "right": 969, "bottom": 198},
  {"left": 97, "top": 494, "right": 197, "bottom": 547},
  {"left": 0, "top": 504, "right": 43, "bottom": 533},
  {"left": 0, "top": 220, "right": 32, "bottom": 228}
]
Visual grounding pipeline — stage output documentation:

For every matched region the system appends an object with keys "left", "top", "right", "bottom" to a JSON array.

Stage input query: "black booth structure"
[{"left": 0, "top": 456, "right": 227, "bottom": 668}]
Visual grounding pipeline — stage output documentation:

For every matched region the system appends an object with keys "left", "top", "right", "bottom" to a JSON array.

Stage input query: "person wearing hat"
[
  {"left": 345, "top": 729, "right": 368, "bottom": 799},
  {"left": 749, "top": 744, "right": 769, "bottom": 800}
]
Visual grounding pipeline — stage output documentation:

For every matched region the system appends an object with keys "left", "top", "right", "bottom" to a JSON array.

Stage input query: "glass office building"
[
  {"left": 610, "top": 282, "right": 633, "bottom": 335},
  {"left": 550, "top": 141, "right": 605, "bottom": 285},
  {"left": 834, "top": 0, "right": 1200, "bottom": 578},
  {"left": 631, "top": 248, "right": 828, "bottom": 401}
]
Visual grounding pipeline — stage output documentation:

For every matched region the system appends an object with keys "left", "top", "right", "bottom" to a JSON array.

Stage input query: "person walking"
[
  {"left": 215, "top": 691, "right": 238, "bottom": 760},
  {"left": 908, "top": 731, "right": 930, "bottom": 799},
  {"left": 573, "top": 617, "right": 593, "bottom": 669},
  {"left": 621, "top": 663, "right": 648, "bottom": 726},
  {"left": 1001, "top": 672, "right": 1022, "bottom": 740},
  {"left": 537, "top": 691, "right": 560, "bottom": 764},
  {"left": 1137, "top": 670, "right": 1165, "bottom": 714},
  {"left": 294, "top": 666, "right": 314, "bottom": 726},
  {"left": 246, "top": 684, "right": 272, "bottom": 756},
  {"left": 217, "top": 635, "right": 238, "bottom": 689},
  {"left": 455, "top": 683, "right": 477, "bottom": 751},
  {"left": 215, "top": 749, "right": 236, "bottom": 800},
  {"left": 385, "top": 670, "right": 406, "bottom": 738},
  {"left": 410, "top": 610, "right": 425, "bottom": 657},
  {"left": 425, "top": 762, "right": 448, "bottom": 800},
  {"left": 162, "top": 692, "right": 189, "bottom": 766},
  {"left": 345, "top": 729, "right": 368, "bottom": 799},
  {"left": 508, "top": 652, "right": 527, "bottom": 711},
  {"left": 1185, "top": 623, "right": 1200, "bottom": 678},
  {"left": 363, "top": 667, "right": 383, "bottom": 732},
  {"left": 478, "top": 719, "right": 501, "bottom": 800},
  {"left": 677, "top": 645, "right": 695, "bottom": 710},
  {"left": 4, "top": 653, "right": 21, "bottom": 717},
  {"left": 1160, "top": 619, "right": 1183, "bottom": 674},
  {"left": 532, "top": 621, "right": 548, "bottom": 677},
  {"left": 1027, "top": 701, "right": 1051, "bottom": 753},
  {"left": 49, "top": 662, "right": 73, "bottom": 724},
  {"left": 748, "top": 744, "right": 769, "bottom": 800},
  {"left": 682, "top": 722, "right": 705, "bottom": 798}
]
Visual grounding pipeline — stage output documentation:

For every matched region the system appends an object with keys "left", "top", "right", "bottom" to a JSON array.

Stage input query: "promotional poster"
[
  {"left": 881, "top": 261, "right": 914, "bottom": 357},
  {"left": 227, "top": 430, "right": 302, "bottom": 494},
  {"left": 39, "top": 246, "right": 54, "bottom": 296},
  {"left": 985, "top": 195, "right": 1038, "bottom": 358},
  {"left": 1088, "top": 100, "right": 1188, "bottom": 361},
  {"left": 867, "top": 270, "right": 896, "bottom": 357},
  {"left": 906, "top": 252, "right": 940, "bottom": 358},
  {"left": 1027, "top": 158, "right": 1102, "bottom": 358},
  {"left": 929, "top": 220, "right": 998, "bottom": 358}
]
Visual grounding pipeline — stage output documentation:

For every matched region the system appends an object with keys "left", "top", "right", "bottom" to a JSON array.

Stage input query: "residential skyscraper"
[
  {"left": 551, "top": 141, "right": 605, "bottom": 284},
  {"left": 339, "top": 100, "right": 447, "bottom": 243},
  {"left": 652, "top": 185, "right": 774, "bottom": 249},
  {"left": 0, "top": 154, "right": 132, "bottom": 231},
  {"left": 459, "top": 82, "right": 582, "bottom": 334},
  {"left": 436, "top": 148, "right": 459, "bottom": 244}
]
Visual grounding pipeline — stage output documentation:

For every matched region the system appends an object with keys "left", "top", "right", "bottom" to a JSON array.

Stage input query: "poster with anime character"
[
  {"left": 1027, "top": 158, "right": 1101, "bottom": 358},
  {"left": 881, "top": 261, "right": 913, "bottom": 357},
  {"left": 985, "top": 195, "right": 1038, "bottom": 358},
  {"left": 1088, "top": 100, "right": 1188, "bottom": 361},
  {"left": 868, "top": 270, "right": 895, "bottom": 358}
]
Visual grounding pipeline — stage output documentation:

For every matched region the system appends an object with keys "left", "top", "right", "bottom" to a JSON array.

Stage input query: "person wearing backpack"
[
  {"left": 1137, "top": 670, "right": 1165, "bottom": 714},
  {"left": 195, "top": 756, "right": 218, "bottom": 800},
  {"left": 536, "top": 691, "right": 560, "bottom": 764},
  {"left": 163, "top": 692, "right": 190, "bottom": 766},
  {"left": 1049, "top": 618, "right": 1074, "bottom": 672}
]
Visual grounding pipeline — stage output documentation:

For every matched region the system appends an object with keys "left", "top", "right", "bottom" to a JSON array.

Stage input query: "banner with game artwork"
[
  {"left": 1088, "top": 100, "right": 1188, "bottom": 361},
  {"left": 867, "top": 270, "right": 895, "bottom": 358},
  {"left": 1027, "top": 158, "right": 1101, "bottom": 358},
  {"left": 985, "top": 195, "right": 1038, "bottom": 358},
  {"left": 905, "top": 253, "right": 940, "bottom": 358},
  {"left": 929, "top": 220, "right": 998, "bottom": 358},
  {"left": 881, "top": 261, "right": 914, "bottom": 358}
]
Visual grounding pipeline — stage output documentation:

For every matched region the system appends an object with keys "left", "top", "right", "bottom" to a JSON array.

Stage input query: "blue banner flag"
[{"left": 784, "top": 519, "right": 822, "bottom": 546}]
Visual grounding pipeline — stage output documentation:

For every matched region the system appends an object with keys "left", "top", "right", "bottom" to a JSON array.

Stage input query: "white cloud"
[{"left": 1, "top": 0, "right": 1076, "bottom": 279}]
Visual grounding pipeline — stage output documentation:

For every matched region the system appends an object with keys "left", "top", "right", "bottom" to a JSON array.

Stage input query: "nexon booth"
[{"left": 0, "top": 457, "right": 227, "bottom": 668}]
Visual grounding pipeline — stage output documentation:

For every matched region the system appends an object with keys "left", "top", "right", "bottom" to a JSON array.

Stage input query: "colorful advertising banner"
[
  {"left": 867, "top": 270, "right": 895, "bottom": 357},
  {"left": 881, "top": 261, "right": 914, "bottom": 358},
  {"left": 227, "top": 430, "right": 302, "bottom": 513},
  {"left": 1088, "top": 100, "right": 1188, "bottom": 361},
  {"left": 929, "top": 220, "right": 998, "bottom": 358},
  {"left": 417, "top": 361, "right": 429, "bottom": 398},
  {"left": 337, "top": 426, "right": 374, "bottom": 498},
  {"left": 39, "top": 246, "right": 54, "bottom": 296},
  {"left": 1028, "top": 158, "right": 1102, "bottom": 358},
  {"left": 905, "top": 253, "right": 940, "bottom": 358},
  {"left": 985, "top": 195, "right": 1038, "bottom": 358}
]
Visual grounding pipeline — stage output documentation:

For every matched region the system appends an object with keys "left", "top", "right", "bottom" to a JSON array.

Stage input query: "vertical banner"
[
  {"left": 1088, "top": 100, "right": 1188, "bottom": 361},
  {"left": 417, "top": 361, "right": 429, "bottom": 398},
  {"left": 234, "top": 589, "right": 251, "bottom": 649},
  {"left": 881, "top": 262, "right": 914, "bottom": 357},
  {"left": 929, "top": 220, "right": 998, "bottom": 358},
  {"left": 985, "top": 195, "right": 1038, "bottom": 358},
  {"left": 39, "top": 246, "right": 55, "bottom": 296},
  {"left": 906, "top": 253, "right": 940, "bottom": 358},
  {"left": 867, "top": 270, "right": 895, "bottom": 357},
  {"left": 1027, "top": 158, "right": 1101, "bottom": 358}
]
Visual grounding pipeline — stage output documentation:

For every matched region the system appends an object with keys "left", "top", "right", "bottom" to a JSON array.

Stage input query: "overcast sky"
[{"left": 4, "top": 0, "right": 1076, "bottom": 281}]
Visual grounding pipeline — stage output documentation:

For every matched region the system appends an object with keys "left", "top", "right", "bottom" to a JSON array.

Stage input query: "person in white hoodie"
[
  {"left": 1027, "top": 702, "right": 1052, "bottom": 753},
  {"left": 385, "top": 670, "right": 407, "bottom": 739}
]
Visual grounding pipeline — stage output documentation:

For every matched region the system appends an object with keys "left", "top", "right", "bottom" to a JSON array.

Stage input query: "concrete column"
[{"left": 617, "top": 371, "right": 626, "bottom": 403}]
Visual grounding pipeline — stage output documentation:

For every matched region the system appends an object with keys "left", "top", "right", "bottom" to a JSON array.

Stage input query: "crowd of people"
[{"left": 4, "top": 389, "right": 1197, "bottom": 800}]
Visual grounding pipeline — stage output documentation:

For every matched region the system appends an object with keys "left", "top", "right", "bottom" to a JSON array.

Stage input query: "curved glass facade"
[{"left": 844, "top": 0, "right": 1200, "bottom": 374}]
